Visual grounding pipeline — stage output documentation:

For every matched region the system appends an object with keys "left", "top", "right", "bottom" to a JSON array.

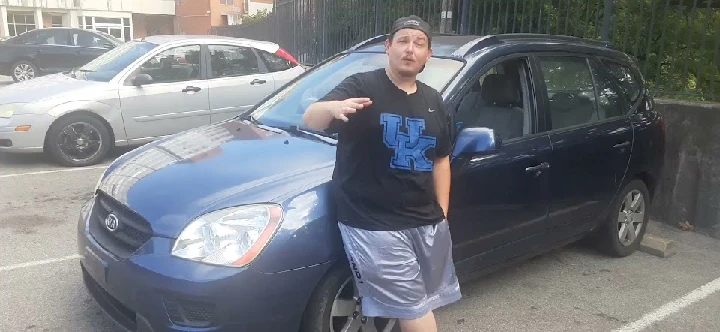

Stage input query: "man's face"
[{"left": 385, "top": 28, "right": 432, "bottom": 78}]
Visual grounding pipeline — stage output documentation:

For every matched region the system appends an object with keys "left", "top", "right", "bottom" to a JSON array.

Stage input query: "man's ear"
[{"left": 385, "top": 39, "right": 391, "bottom": 54}]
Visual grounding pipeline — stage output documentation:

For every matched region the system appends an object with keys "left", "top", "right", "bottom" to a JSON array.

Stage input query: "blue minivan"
[{"left": 77, "top": 33, "right": 665, "bottom": 332}]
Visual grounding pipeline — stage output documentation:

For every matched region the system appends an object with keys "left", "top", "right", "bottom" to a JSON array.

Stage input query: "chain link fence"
[{"left": 213, "top": 0, "right": 720, "bottom": 102}]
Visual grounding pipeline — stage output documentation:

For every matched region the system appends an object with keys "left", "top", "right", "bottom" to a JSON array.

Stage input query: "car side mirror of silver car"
[
  {"left": 451, "top": 127, "right": 501, "bottom": 160},
  {"left": 132, "top": 74, "right": 154, "bottom": 86}
]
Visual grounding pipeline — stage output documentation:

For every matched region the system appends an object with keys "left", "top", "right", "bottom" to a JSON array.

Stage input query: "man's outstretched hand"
[{"left": 331, "top": 98, "right": 372, "bottom": 122}]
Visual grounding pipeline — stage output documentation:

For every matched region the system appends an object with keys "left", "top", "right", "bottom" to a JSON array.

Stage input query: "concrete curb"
[{"left": 640, "top": 234, "right": 678, "bottom": 258}]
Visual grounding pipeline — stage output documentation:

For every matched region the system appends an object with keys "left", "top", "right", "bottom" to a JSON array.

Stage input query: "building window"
[
  {"left": 82, "top": 16, "right": 132, "bottom": 41},
  {"left": 51, "top": 15, "right": 63, "bottom": 27},
  {"left": 7, "top": 12, "right": 36, "bottom": 37},
  {"left": 221, "top": 0, "right": 234, "bottom": 5}
]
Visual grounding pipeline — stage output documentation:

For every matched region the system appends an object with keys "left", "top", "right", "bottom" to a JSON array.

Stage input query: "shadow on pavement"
[{"left": 0, "top": 146, "right": 136, "bottom": 168}]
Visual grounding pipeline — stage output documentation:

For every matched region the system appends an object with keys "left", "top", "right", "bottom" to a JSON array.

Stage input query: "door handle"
[
  {"left": 182, "top": 86, "right": 201, "bottom": 93},
  {"left": 250, "top": 79, "right": 266, "bottom": 85},
  {"left": 525, "top": 162, "right": 550, "bottom": 174},
  {"left": 614, "top": 141, "right": 630, "bottom": 148}
]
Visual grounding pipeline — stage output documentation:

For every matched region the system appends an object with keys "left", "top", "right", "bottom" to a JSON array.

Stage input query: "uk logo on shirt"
[{"left": 380, "top": 113, "right": 437, "bottom": 172}]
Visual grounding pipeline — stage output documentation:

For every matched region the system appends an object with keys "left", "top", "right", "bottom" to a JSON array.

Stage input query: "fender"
[{"left": 46, "top": 100, "right": 128, "bottom": 144}]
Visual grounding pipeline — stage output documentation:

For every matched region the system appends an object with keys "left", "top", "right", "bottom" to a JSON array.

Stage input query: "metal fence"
[{"left": 213, "top": 0, "right": 720, "bottom": 102}]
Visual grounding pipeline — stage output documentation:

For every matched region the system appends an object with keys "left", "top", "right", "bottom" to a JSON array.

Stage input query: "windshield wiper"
[{"left": 285, "top": 125, "right": 338, "bottom": 145}]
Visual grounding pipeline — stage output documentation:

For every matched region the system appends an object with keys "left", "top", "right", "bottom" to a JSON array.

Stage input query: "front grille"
[
  {"left": 163, "top": 297, "right": 215, "bottom": 328},
  {"left": 89, "top": 191, "right": 153, "bottom": 258}
]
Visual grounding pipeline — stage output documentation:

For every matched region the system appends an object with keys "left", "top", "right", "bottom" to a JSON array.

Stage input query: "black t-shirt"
[{"left": 319, "top": 68, "right": 454, "bottom": 231}]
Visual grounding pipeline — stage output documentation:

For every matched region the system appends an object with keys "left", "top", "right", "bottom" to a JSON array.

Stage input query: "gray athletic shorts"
[{"left": 338, "top": 219, "right": 462, "bottom": 320}]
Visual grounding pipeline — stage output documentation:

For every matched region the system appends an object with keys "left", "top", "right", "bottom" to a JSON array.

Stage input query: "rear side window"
[
  {"left": 538, "top": 56, "right": 599, "bottom": 130},
  {"left": 257, "top": 50, "right": 292, "bottom": 72},
  {"left": 602, "top": 60, "right": 643, "bottom": 105}
]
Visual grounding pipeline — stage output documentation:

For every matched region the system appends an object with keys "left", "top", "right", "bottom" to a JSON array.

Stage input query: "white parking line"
[
  {"left": 613, "top": 276, "right": 720, "bottom": 332},
  {"left": 0, "top": 255, "right": 81, "bottom": 272},
  {"left": 0, "top": 166, "right": 106, "bottom": 179}
]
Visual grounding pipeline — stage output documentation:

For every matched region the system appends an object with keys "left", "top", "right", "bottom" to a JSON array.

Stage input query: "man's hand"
[
  {"left": 303, "top": 97, "right": 372, "bottom": 131},
  {"left": 331, "top": 98, "right": 373, "bottom": 122}
]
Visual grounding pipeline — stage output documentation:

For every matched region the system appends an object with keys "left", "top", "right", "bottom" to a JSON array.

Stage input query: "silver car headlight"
[
  {"left": 171, "top": 204, "right": 284, "bottom": 267},
  {"left": 0, "top": 103, "right": 27, "bottom": 118}
]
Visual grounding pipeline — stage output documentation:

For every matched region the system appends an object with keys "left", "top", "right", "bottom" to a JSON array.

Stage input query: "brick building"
[{"left": 176, "top": 0, "right": 273, "bottom": 35}]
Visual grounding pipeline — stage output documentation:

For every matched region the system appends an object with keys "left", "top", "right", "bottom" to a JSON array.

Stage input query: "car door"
[
  {"left": 255, "top": 48, "right": 306, "bottom": 88},
  {"left": 535, "top": 54, "right": 634, "bottom": 231},
  {"left": 118, "top": 43, "right": 211, "bottom": 142},
  {"left": 447, "top": 55, "right": 553, "bottom": 275},
  {"left": 205, "top": 43, "right": 276, "bottom": 123},
  {"left": 25, "top": 29, "right": 76, "bottom": 73},
  {"left": 70, "top": 30, "right": 113, "bottom": 68}
]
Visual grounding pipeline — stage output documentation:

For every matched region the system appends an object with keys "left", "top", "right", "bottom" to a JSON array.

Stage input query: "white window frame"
[
  {"left": 81, "top": 16, "right": 133, "bottom": 42},
  {"left": 6, "top": 12, "right": 36, "bottom": 37}
]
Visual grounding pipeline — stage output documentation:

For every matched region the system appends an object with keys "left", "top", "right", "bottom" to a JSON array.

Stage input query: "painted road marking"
[
  {"left": 0, "top": 166, "right": 106, "bottom": 179},
  {"left": 613, "top": 276, "right": 720, "bottom": 332},
  {"left": 0, "top": 255, "right": 82, "bottom": 272}
]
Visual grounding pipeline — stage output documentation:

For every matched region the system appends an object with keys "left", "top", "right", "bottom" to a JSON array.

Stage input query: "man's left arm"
[{"left": 434, "top": 98, "right": 456, "bottom": 220}]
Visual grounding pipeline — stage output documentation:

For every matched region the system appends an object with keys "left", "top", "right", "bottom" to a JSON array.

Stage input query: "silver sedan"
[{"left": 0, "top": 35, "right": 305, "bottom": 167}]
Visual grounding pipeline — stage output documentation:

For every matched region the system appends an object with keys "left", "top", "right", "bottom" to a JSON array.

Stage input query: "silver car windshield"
[
  {"left": 251, "top": 52, "right": 465, "bottom": 130},
  {"left": 70, "top": 41, "right": 158, "bottom": 82}
]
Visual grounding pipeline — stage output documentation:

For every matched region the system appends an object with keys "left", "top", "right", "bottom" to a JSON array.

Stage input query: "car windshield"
[
  {"left": 70, "top": 41, "right": 158, "bottom": 82},
  {"left": 250, "top": 52, "right": 465, "bottom": 132}
]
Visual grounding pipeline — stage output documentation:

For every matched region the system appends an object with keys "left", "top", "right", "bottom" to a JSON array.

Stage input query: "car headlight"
[
  {"left": 171, "top": 204, "right": 284, "bottom": 267},
  {"left": 0, "top": 103, "right": 27, "bottom": 118}
]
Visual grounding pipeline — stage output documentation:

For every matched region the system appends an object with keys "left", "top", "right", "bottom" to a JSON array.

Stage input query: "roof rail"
[
  {"left": 451, "top": 35, "right": 501, "bottom": 58},
  {"left": 346, "top": 35, "right": 387, "bottom": 52},
  {"left": 496, "top": 33, "right": 615, "bottom": 49}
]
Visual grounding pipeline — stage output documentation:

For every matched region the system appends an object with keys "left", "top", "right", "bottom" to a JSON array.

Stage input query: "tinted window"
[
  {"left": 590, "top": 60, "right": 631, "bottom": 118},
  {"left": 135, "top": 45, "right": 202, "bottom": 84},
  {"left": 72, "top": 41, "right": 158, "bottom": 82},
  {"left": 602, "top": 60, "right": 642, "bottom": 105},
  {"left": 258, "top": 50, "right": 292, "bottom": 72},
  {"left": 27, "top": 30, "right": 69, "bottom": 45},
  {"left": 252, "top": 52, "right": 465, "bottom": 130},
  {"left": 539, "top": 56, "right": 599, "bottom": 130},
  {"left": 208, "top": 44, "right": 261, "bottom": 78},
  {"left": 72, "top": 30, "right": 105, "bottom": 48}
]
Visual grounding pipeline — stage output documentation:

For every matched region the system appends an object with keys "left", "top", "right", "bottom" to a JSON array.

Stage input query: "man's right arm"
[{"left": 302, "top": 75, "right": 369, "bottom": 133}]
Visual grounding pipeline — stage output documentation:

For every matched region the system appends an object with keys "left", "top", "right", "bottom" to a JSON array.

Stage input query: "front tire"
[
  {"left": 596, "top": 179, "right": 650, "bottom": 257},
  {"left": 11, "top": 60, "right": 38, "bottom": 82},
  {"left": 45, "top": 113, "right": 112, "bottom": 167},
  {"left": 300, "top": 263, "right": 398, "bottom": 332}
]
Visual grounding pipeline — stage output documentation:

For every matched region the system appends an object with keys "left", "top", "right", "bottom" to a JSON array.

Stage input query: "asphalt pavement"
[{"left": 1, "top": 77, "right": 719, "bottom": 331}]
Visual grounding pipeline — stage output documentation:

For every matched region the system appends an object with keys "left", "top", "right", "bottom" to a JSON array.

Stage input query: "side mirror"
[
  {"left": 132, "top": 74, "right": 153, "bottom": 86},
  {"left": 451, "top": 127, "right": 501, "bottom": 160}
]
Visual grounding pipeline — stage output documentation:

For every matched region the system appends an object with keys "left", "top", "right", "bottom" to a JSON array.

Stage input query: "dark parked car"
[
  {"left": 77, "top": 33, "right": 665, "bottom": 332},
  {"left": 0, "top": 27, "right": 122, "bottom": 82}
]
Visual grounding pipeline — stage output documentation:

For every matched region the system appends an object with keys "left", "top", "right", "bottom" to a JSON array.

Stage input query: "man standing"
[{"left": 302, "top": 15, "right": 460, "bottom": 332}]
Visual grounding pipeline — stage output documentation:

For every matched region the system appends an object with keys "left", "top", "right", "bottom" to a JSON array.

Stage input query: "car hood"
[
  {"left": 0, "top": 73, "right": 108, "bottom": 104},
  {"left": 97, "top": 120, "right": 337, "bottom": 238}
]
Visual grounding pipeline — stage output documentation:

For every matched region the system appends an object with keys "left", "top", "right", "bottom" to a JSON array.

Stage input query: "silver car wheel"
[
  {"left": 57, "top": 121, "right": 104, "bottom": 163},
  {"left": 617, "top": 189, "right": 645, "bottom": 246},
  {"left": 330, "top": 277, "right": 397, "bottom": 332},
  {"left": 13, "top": 63, "right": 35, "bottom": 81}
]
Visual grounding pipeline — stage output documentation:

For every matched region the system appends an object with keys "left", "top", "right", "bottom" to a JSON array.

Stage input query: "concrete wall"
[
  {"left": 0, "top": 0, "right": 175, "bottom": 15},
  {"left": 650, "top": 99, "right": 720, "bottom": 238}
]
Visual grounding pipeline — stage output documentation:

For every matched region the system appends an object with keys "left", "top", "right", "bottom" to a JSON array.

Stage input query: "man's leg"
[{"left": 398, "top": 311, "right": 437, "bottom": 332}]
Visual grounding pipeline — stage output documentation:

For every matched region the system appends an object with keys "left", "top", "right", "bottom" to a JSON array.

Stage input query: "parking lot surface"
[{"left": 0, "top": 76, "right": 719, "bottom": 331}]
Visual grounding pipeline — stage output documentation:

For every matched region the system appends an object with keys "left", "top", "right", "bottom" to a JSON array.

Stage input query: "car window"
[
  {"left": 208, "top": 44, "right": 261, "bottom": 78},
  {"left": 135, "top": 45, "right": 202, "bottom": 84},
  {"left": 454, "top": 57, "right": 532, "bottom": 140},
  {"left": 602, "top": 60, "right": 642, "bottom": 105},
  {"left": 72, "top": 30, "right": 105, "bottom": 48},
  {"left": 252, "top": 52, "right": 465, "bottom": 130},
  {"left": 590, "top": 60, "right": 631, "bottom": 118},
  {"left": 539, "top": 56, "right": 600, "bottom": 131},
  {"left": 74, "top": 40, "right": 159, "bottom": 82},
  {"left": 26, "top": 30, "right": 69, "bottom": 46},
  {"left": 257, "top": 49, "right": 292, "bottom": 72}
]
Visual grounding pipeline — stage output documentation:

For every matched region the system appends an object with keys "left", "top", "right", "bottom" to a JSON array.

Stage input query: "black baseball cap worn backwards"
[{"left": 388, "top": 15, "right": 432, "bottom": 44}]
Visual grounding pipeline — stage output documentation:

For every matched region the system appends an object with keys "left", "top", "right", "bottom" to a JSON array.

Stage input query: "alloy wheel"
[
  {"left": 330, "top": 277, "right": 397, "bottom": 332},
  {"left": 57, "top": 122, "right": 103, "bottom": 164},
  {"left": 617, "top": 189, "right": 645, "bottom": 246},
  {"left": 13, "top": 63, "right": 35, "bottom": 81}
]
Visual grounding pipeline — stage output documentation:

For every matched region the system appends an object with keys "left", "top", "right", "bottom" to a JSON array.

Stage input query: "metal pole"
[
  {"left": 460, "top": 0, "right": 470, "bottom": 34},
  {"left": 440, "top": 0, "right": 454, "bottom": 33},
  {"left": 601, "top": 0, "right": 613, "bottom": 41},
  {"left": 374, "top": 0, "right": 382, "bottom": 36}
]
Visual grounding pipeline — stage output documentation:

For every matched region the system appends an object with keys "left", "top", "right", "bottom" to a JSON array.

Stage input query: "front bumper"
[
  {"left": 77, "top": 197, "right": 329, "bottom": 332},
  {"left": 0, "top": 113, "right": 55, "bottom": 153}
]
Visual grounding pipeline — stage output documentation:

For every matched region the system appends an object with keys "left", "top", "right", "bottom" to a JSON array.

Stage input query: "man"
[{"left": 302, "top": 15, "right": 459, "bottom": 332}]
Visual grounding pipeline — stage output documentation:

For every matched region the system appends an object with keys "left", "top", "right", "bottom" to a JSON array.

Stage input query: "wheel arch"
[
  {"left": 44, "top": 110, "right": 116, "bottom": 149},
  {"left": 633, "top": 171, "right": 656, "bottom": 203}
]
